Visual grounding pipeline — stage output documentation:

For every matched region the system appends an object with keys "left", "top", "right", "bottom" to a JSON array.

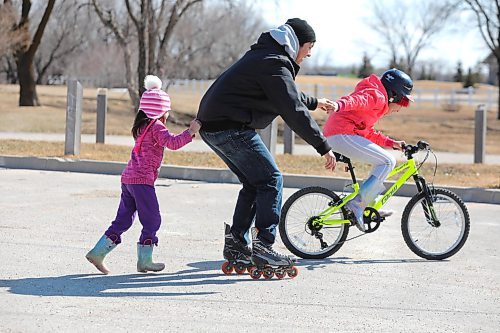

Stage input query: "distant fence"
[
  {"left": 168, "top": 79, "right": 499, "bottom": 110},
  {"left": 64, "top": 76, "right": 499, "bottom": 109}
]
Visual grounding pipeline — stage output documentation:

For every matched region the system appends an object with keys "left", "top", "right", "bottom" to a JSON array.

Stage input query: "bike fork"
[{"left": 414, "top": 175, "right": 440, "bottom": 227}]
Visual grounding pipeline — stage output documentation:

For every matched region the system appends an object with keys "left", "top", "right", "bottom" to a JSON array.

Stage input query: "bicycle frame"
[{"left": 314, "top": 158, "right": 420, "bottom": 227}]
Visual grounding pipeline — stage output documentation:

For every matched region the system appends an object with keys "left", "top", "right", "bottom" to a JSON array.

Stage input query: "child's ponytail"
[{"left": 132, "top": 110, "right": 151, "bottom": 139}]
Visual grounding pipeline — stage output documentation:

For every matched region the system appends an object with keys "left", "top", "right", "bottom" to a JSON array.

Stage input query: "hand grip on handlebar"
[{"left": 417, "top": 140, "right": 430, "bottom": 150}]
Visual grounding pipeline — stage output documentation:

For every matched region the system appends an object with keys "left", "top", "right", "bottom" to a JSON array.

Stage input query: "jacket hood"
[
  {"left": 355, "top": 74, "right": 389, "bottom": 101},
  {"left": 251, "top": 32, "right": 300, "bottom": 74},
  {"left": 268, "top": 24, "right": 300, "bottom": 60}
]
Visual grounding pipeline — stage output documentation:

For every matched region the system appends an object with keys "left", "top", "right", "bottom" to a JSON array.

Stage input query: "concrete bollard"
[
  {"left": 257, "top": 119, "right": 278, "bottom": 157},
  {"left": 474, "top": 104, "right": 487, "bottom": 164},
  {"left": 64, "top": 80, "right": 83, "bottom": 155},
  {"left": 96, "top": 88, "right": 107, "bottom": 144},
  {"left": 284, "top": 124, "right": 294, "bottom": 154}
]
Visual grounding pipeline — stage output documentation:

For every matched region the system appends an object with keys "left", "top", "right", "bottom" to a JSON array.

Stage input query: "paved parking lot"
[{"left": 0, "top": 169, "right": 499, "bottom": 332}]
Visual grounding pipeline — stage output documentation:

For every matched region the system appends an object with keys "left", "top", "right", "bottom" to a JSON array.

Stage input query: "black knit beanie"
[{"left": 285, "top": 18, "right": 316, "bottom": 45}]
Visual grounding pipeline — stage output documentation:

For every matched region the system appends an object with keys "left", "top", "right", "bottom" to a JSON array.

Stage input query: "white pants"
[{"left": 327, "top": 134, "right": 396, "bottom": 182}]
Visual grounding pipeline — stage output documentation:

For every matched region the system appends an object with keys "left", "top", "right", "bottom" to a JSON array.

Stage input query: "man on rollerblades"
[{"left": 197, "top": 18, "right": 337, "bottom": 279}]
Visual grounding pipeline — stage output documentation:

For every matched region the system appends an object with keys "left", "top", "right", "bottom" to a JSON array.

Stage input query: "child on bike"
[
  {"left": 323, "top": 68, "right": 413, "bottom": 231},
  {"left": 86, "top": 75, "right": 201, "bottom": 274}
]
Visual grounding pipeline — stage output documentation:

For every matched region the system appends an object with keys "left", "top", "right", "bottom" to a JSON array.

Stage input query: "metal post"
[
  {"left": 474, "top": 104, "right": 487, "bottom": 164},
  {"left": 64, "top": 80, "right": 83, "bottom": 155},
  {"left": 96, "top": 88, "right": 107, "bottom": 144},
  {"left": 284, "top": 124, "right": 294, "bottom": 154},
  {"left": 257, "top": 119, "right": 278, "bottom": 157}
]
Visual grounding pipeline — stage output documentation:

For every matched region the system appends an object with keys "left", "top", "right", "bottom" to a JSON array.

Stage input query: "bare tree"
[
  {"left": 34, "top": 0, "right": 89, "bottom": 85},
  {"left": 0, "top": 2, "right": 24, "bottom": 83},
  {"left": 165, "top": 1, "right": 266, "bottom": 80},
  {"left": 368, "top": 0, "right": 460, "bottom": 76},
  {"left": 464, "top": 0, "right": 500, "bottom": 119},
  {"left": 91, "top": 0, "right": 203, "bottom": 109},
  {"left": 0, "top": 2, "right": 24, "bottom": 58},
  {"left": 7, "top": 0, "right": 56, "bottom": 106}
]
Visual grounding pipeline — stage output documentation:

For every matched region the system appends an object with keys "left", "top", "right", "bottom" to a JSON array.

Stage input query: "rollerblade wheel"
[
  {"left": 275, "top": 271, "right": 286, "bottom": 279},
  {"left": 263, "top": 269, "right": 274, "bottom": 280},
  {"left": 221, "top": 262, "right": 234, "bottom": 275},
  {"left": 287, "top": 266, "right": 299, "bottom": 278},
  {"left": 249, "top": 267, "right": 262, "bottom": 280},
  {"left": 234, "top": 263, "right": 246, "bottom": 275}
]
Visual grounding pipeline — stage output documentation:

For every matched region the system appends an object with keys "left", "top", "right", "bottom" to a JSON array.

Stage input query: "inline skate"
[
  {"left": 250, "top": 227, "right": 298, "bottom": 280},
  {"left": 221, "top": 223, "right": 254, "bottom": 275}
]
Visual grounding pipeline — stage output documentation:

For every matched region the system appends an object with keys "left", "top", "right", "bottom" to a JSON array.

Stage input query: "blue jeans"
[{"left": 200, "top": 129, "right": 283, "bottom": 245}]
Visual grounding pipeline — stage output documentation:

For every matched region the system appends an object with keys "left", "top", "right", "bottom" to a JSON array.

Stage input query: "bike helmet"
[{"left": 380, "top": 68, "right": 414, "bottom": 105}]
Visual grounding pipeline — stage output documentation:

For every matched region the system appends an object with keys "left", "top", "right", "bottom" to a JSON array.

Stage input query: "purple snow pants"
[{"left": 105, "top": 183, "right": 161, "bottom": 245}]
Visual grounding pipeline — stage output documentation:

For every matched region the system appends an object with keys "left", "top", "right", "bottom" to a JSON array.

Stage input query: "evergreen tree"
[
  {"left": 463, "top": 67, "right": 476, "bottom": 88},
  {"left": 419, "top": 65, "right": 427, "bottom": 80},
  {"left": 454, "top": 61, "right": 463, "bottom": 82},
  {"left": 358, "top": 53, "right": 374, "bottom": 78},
  {"left": 389, "top": 57, "right": 406, "bottom": 72}
]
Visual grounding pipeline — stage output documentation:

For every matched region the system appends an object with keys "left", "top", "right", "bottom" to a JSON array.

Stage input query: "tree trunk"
[
  {"left": 497, "top": 62, "right": 500, "bottom": 120},
  {"left": 16, "top": 52, "right": 39, "bottom": 106},
  {"left": 123, "top": 46, "right": 139, "bottom": 111}
]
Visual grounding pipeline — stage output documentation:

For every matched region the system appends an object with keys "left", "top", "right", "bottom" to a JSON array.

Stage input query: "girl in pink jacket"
[
  {"left": 323, "top": 68, "right": 413, "bottom": 232},
  {"left": 86, "top": 75, "right": 201, "bottom": 274}
]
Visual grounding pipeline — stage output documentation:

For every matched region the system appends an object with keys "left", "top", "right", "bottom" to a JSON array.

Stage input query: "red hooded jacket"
[{"left": 323, "top": 74, "right": 395, "bottom": 148}]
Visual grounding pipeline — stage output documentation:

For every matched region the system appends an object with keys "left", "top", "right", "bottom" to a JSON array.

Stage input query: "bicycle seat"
[{"left": 333, "top": 152, "right": 351, "bottom": 164}]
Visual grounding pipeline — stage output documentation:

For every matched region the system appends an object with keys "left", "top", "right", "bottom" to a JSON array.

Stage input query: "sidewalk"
[{"left": 2, "top": 131, "right": 500, "bottom": 164}]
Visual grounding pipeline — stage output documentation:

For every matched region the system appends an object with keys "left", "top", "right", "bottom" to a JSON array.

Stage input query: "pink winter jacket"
[
  {"left": 323, "top": 74, "right": 395, "bottom": 148},
  {"left": 121, "top": 120, "right": 193, "bottom": 186}
]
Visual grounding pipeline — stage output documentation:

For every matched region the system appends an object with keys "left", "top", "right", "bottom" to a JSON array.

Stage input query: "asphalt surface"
[
  {"left": 2, "top": 131, "right": 500, "bottom": 164},
  {"left": 0, "top": 169, "right": 499, "bottom": 332}
]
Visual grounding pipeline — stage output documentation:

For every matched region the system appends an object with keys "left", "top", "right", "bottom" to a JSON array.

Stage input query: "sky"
[{"left": 256, "top": 0, "right": 489, "bottom": 72}]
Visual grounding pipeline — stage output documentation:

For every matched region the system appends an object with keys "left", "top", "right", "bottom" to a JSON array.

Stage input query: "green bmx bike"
[{"left": 279, "top": 141, "right": 470, "bottom": 260}]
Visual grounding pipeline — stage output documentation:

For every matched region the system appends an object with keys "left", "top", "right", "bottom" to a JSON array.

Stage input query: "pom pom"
[{"left": 144, "top": 75, "right": 162, "bottom": 90}]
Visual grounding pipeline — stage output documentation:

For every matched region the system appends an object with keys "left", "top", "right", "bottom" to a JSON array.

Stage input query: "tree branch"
[
  {"left": 27, "top": 0, "right": 55, "bottom": 60},
  {"left": 465, "top": 0, "right": 497, "bottom": 52},
  {"left": 124, "top": 0, "right": 140, "bottom": 31}
]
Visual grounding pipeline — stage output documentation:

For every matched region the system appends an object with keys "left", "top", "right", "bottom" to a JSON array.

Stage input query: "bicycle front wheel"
[
  {"left": 279, "top": 187, "right": 349, "bottom": 259},
  {"left": 402, "top": 188, "right": 470, "bottom": 260}
]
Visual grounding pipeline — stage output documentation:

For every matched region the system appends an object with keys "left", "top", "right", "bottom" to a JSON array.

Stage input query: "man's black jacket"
[{"left": 196, "top": 32, "right": 331, "bottom": 156}]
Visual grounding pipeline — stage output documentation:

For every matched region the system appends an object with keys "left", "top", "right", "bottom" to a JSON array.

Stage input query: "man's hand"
[
  {"left": 323, "top": 150, "right": 337, "bottom": 171},
  {"left": 317, "top": 98, "right": 337, "bottom": 113}
]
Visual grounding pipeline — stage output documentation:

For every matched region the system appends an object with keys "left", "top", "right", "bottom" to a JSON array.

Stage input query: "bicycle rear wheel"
[
  {"left": 279, "top": 187, "right": 349, "bottom": 259},
  {"left": 402, "top": 188, "right": 470, "bottom": 260}
]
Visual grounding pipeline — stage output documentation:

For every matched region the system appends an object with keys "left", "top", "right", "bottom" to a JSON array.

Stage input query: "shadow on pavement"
[
  {"left": 295, "top": 257, "right": 440, "bottom": 271},
  {"left": 0, "top": 260, "right": 252, "bottom": 297}
]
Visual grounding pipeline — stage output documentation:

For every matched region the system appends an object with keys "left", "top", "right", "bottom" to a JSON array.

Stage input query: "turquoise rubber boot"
[
  {"left": 85, "top": 235, "right": 117, "bottom": 275},
  {"left": 137, "top": 242, "right": 165, "bottom": 273}
]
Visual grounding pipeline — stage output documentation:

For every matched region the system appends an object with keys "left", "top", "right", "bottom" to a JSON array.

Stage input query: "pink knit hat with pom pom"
[{"left": 139, "top": 75, "right": 171, "bottom": 119}]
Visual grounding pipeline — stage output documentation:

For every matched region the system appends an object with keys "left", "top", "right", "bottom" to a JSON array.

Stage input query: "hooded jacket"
[
  {"left": 323, "top": 74, "right": 395, "bottom": 148},
  {"left": 196, "top": 32, "right": 331, "bottom": 156},
  {"left": 121, "top": 121, "right": 192, "bottom": 186}
]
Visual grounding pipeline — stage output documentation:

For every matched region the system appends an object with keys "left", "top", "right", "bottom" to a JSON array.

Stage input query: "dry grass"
[
  {"left": 1, "top": 139, "right": 499, "bottom": 189},
  {"left": 1, "top": 81, "right": 499, "bottom": 189},
  {"left": 1, "top": 80, "right": 499, "bottom": 153}
]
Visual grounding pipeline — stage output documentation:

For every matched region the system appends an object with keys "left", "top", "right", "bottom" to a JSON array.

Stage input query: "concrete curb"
[{"left": 1, "top": 155, "right": 499, "bottom": 204}]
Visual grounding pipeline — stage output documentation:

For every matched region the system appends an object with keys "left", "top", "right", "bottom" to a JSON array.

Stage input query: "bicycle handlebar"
[{"left": 403, "top": 140, "right": 431, "bottom": 158}]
